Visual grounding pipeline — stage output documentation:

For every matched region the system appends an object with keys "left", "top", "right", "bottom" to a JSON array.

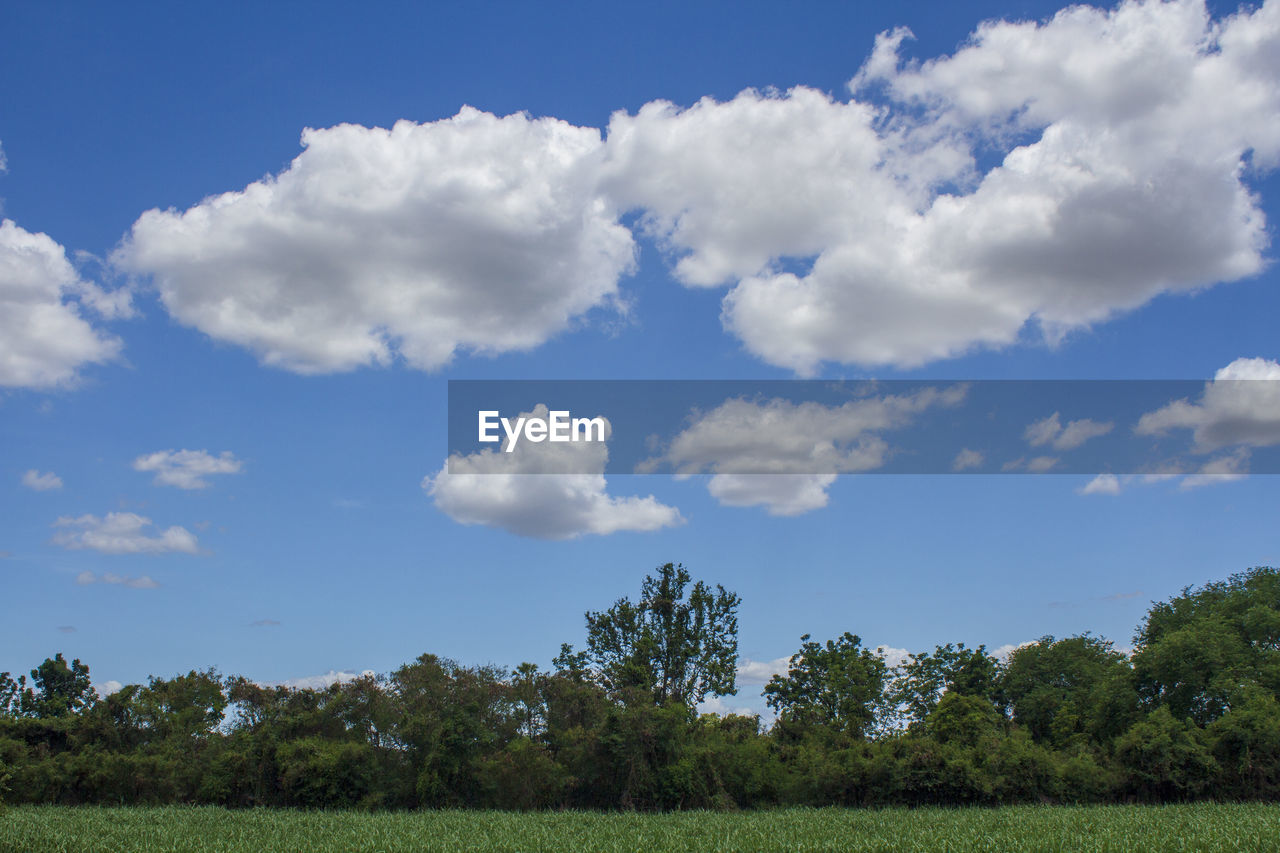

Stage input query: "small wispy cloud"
[
  {"left": 1025, "top": 413, "right": 1114, "bottom": 451},
  {"left": 133, "top": 449, "right": 243, "bottom": 490},
  {"left": 951, "top": 448, "right": 984, "bottom": 472},
  {"left": 76, "top": 570, "right": 160, "bottom": 589},
  {"left": 22, "top": 469, "right": 62, "bottom": 491}
]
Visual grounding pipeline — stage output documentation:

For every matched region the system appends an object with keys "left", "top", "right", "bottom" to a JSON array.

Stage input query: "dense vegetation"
[
  {"left": 5, "top": 803, "right": 1280, "bottom": 853},
  {"left": 2, "top": 563, "right": 1279, "bottom": 811}
]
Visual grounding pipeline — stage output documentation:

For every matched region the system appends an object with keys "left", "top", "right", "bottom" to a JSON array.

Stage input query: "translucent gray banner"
[{"left": 446, "top": 380, "right": 1280, "bottom": 476}]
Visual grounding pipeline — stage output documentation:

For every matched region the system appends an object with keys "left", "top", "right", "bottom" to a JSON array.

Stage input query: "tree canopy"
[{"left": 583, "top": 562, "right": 739, "bottom": 708}]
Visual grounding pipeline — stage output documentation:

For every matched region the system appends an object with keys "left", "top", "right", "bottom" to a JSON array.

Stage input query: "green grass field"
[{"left": 2, "top": 804, "right": 1279, "bottom": 852}]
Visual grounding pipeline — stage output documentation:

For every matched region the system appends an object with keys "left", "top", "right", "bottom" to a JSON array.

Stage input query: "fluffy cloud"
[
  {"left": 116, "top": 109, "right": 635, "bottom": 373},
  {"left": 21, "top": 469, "right": 62, "bottom": 491},
  {"left": 706, "top": 473, "right": 838, "bottom": 517},
  {"left": 649, "top": 387, "right": 965, "bottom": 514},
  {"left": 736, "top": 656, "right": 792, "bottom": 686},
  {"left": 133, "top": 449, "right": 243, "bottom": 489},
  {"left": 0, "top": 219, "right": 128, "bottom": 387},
  {"left": 1025, "top": 412, "right": 1114, "bottom": 450},
  {"left": 1137, "top": 357, "right": 1280, "bottom": 451},
  {"left": 94, "top": 680, "right": 124, "bottom": 697},
  {"left": 425, "top": 404, "right": 683, "bottom": 539},
  {"left": 75, "top": 570, "right": 160, "bottom": 589},
  {"left": 604, "top": 0, "right": 1279, "bottom": 373},
  {"left": 54, "top": 512, "right": 199, "bottom": 555},
  {"left": 952, "top": 449, "right": 985, "bottom": 471},
  {"left": 1079, "top": 473, "right": 1122, "bottom": 495},
  {"left": 992, "top": 641, "right": 1037, "bottom": 662}
]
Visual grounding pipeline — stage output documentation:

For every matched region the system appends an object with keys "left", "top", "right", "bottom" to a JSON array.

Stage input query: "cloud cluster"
[
  {"left": 648, "top": 387, "right": 965, "bottom": 514},
  {"left": 0, "top": 219, "right": 128, "bottom": 388},
  {"left": 425, "top": 404, "right": 683, "bottom": 539},
  {"left": 53, "top": 512, "right": 199, "bottom": 555},
  {"left": 608, "top": 0, "right": 1279, "bottom": 372},
  {"left": 1073, "top": 357, "right": 1280, "bottom": 494},
  {"left": 101, "top": 1, "right": 1278, "bottom": 379},
  {"left": 1025, "top": 412, "right": 1114, "bottom": 451},
  {"left": 133, "top": 449, "right": 243, "bottom": 489},
  {"left": 1137, "top": 357, "right": 1280, "bottom": 451},
  {"left": 116, "top": 110, "right": 635, "bottom": 373}
]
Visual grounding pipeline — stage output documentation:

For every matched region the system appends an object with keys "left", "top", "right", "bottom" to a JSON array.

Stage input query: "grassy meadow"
[{"left": 2, "top": 803, "right": 1279, "bottom": 853}]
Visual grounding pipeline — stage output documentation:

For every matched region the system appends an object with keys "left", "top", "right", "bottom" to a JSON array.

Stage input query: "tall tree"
[
  {"left": 27, "top": 653, "right": 94, "bottom": 718},
  {"left": 764, "top": 632, "right": 888, "bottom": 739},
  {"left": 890, "top": 643, "right": 1000, "bottom": 729},
  {"left": 1001, "top": 635, "right": 1138, "bottom": 747},
  {"left": 585, "top": 563, "right": 739, "bottom": 708},
  {"left": 1132, "top": 566, "right": 1280, "bottom": 725}
]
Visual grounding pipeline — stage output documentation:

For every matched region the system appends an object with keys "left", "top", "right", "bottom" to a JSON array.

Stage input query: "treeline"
[{"left": 2, "top": 563, "right": 1279, "bottom": 810}]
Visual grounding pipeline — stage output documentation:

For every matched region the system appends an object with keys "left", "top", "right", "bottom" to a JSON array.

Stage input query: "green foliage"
[
  {"left": 26, "top": 654, "right": 95, "bottom": 719},
  {"left": 1116, "top": 707, "right": 1218, "bottom": 801},
  {"left": 890, "top": 643, "right": 1000, "bottom": 729},
  {"left": 765, "top": 632, "right": 888, "bottom": 740},
  {"left": 585, "top": 562, "right": 740, "bottom": 708},
  {"left": 1, "top": 564, "right": 1279, "bottom": 811},
  {"left": 1207, "top": 689, "right": 1280, "bottom": 799},
  {"left": 1133, "top": 566, "right": 1280, "bottom": 725},
  {"left": 1001, "top": 635, "right": 1139, "bottom": 748},
  {"left": 926, "top": 692, "right": 1001, "bottom": 747}
]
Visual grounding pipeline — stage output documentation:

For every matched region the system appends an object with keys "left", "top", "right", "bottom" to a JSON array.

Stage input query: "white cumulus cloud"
[
  {"left": 425, "top": 404, "right": 683, "bottom": 540},
  {"left": 736, "top": 656, "right": 792, "bottom": 685},
  {"left": 604, "top": 0, "right": 1280, "bottom": 373},
  {"left": 54, "top": 512, "right": 200, "bottom": 555},
  {"left": 706, "top": 473, "right": 838, "bottom": 517},
  {"left": 1137, "top": 357, "right": 1280, "bottom": 451},
  {"left": 1079, "top": 473, "right": 1122, "bottom": 495},
  {"left": 94, "top": 680, "right": 125, "bottom": 697},
  {"left": 0, "top": 219, "right": 129, "bottom": 388},
  {"left": 133, "top": 449, "right": 243, "bottom": 489},
  {"left": 115, "top": 109, "right": 636, "bottom": 374},
  {"left": 21, "top": 469, "right": 62, "bottom": 491}
]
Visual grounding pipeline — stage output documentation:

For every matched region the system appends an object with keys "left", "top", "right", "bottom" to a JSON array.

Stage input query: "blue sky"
[{"left": 3, "top": 0, "right": 1279, "bottom": 712}]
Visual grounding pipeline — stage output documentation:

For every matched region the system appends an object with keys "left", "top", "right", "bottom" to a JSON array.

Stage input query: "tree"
[
  {"left": 764, "top": 632, "right": 888, "bottom": 739},
  {"left": 1132, "top": 566, "right": 1280, "bottom": 725},
  {"left": 585, "top": 563, "right": 740, "bottom": 709},
  {"left": 890, "top": 643, "right": 1000, "bottom": 729},
  {"left": 1000, "top": 635, "right": 1138, "bottom": 747},
  {"left": 27, "top": 653, "right": 95, "bottom": 718},
  {"left": 0, "top": 672, "right": 26, "bottom": 717}
]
